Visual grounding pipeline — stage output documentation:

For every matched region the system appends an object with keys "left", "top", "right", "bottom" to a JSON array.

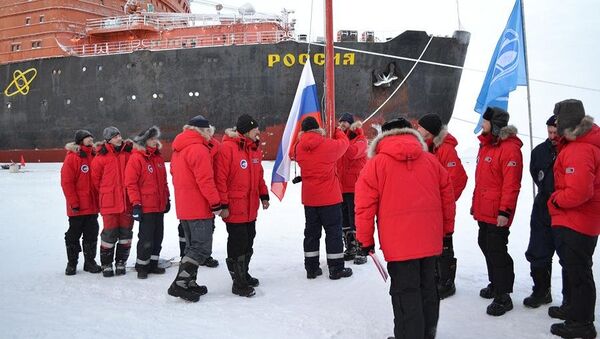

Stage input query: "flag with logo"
[
  {"left": 270, "top": 61, "right": 321, "bottom": 201},
  {"left": 474, "top": 0, "right": 527, "bottom": 132}
]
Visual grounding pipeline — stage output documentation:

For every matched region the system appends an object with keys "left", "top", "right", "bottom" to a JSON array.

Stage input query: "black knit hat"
[
  {"left": 546, "top": 115, "right": 557, "bottom": 127},
  {"left": 236, "top": 114, "right": 259, "bottom": 135},
  {"left": 554, "top": 99, "right": 585, "bottom": 135},
  {"left": 103, "top": 126, "right": 121, "bottom": 141},
  {"left": 134, "top": 126, "right": 160, "bottom": 146},
  {"left": 188, "top": 115, "right": 210, "bottom": 128},
  {"left": 75, "top": 129, "right": 93, "bottom": 145},
  {"left": 418, "top": 113, "right": 442, "bottom": 136},
  {"left": 338, "top": 113, "right": 354, "bottom": 124},
  {"left": 483, "top": 107, "right": 509, "bottom": 137},
  {"left": 381, "top": 117, "right": 412, "bottom": 132},
  {"left": 301, "top": 116, "right": 320, "bottom": 132}
]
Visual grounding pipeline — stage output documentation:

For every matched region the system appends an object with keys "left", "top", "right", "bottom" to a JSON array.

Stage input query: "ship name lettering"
[{"left": 267, "top": 53, "right": 355, "bottom": 68}]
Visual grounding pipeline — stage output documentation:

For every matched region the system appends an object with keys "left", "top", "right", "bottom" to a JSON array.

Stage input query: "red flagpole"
[{"left": 325, "top": 0, "right": 335, "bottom": 137}]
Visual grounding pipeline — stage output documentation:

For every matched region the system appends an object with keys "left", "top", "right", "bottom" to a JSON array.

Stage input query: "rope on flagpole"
[
  {"left": 306, "top": 0, "right": 314, "bottom": 55},
  {"left": 300, "top": 42, "right": 600, "bottom": 93},
  {"left": 363, "top": 35, "right": 434, "bottom": 123}
]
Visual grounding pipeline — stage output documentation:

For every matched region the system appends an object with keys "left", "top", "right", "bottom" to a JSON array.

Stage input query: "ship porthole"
[
  {"left": 65, "top": 99, "right": 71, "bottom": 105},
  {"left": 82, "top": 66, "right": 87, "bottom": 72},
  {"left": 99, "top": 97, "right": 104, "bottom": 102},
  {"left": 194, "top": 92, "right": 199, "bottom": 97},
  {"left": 188, "top": 92, "right": 193, "bottom": 97},
  {"left": 152, "top": 93, "right": 158, "bottom": 99},
  {"left": 158, "top": 93, "right": 164, "bottom": 99},
  {"left": 6, "top": 102, "right": 11, "bottom": 109},
  {"left": 97, "top": 65, "right": 103, "bottom": 71},
  {"left": 131, "top": 95, "right": 137, "bottom": 100}
]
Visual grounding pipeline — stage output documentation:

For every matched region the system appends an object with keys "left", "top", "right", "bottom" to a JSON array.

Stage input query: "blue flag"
[{"left": 474, "top": 0, "right": 527, "bottom": 132}]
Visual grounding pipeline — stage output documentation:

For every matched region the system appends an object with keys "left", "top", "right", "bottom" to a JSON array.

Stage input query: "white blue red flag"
[{"left": 270, "top": 61, "right": 321, "bottom": 201}]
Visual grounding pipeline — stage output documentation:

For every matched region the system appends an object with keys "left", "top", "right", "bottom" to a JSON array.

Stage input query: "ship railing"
[
  {"left": 70, "top": 31, "right": 289, "bottom": 56},
  {"left": 86, "top": 13, "right": 282, "bottom": 32}
]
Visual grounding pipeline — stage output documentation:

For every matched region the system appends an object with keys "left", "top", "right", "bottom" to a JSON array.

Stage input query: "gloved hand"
[
  {"left": 132, "top": 204, "right": 142, "bottom": 222},
  {"left": 220, "top": 208, "right": 230, "bottom": 218},
  {"left": 360, "top": 245, "right": 375, "bottom": 257},
  {"left": 71, "top": 206, "right": 80, "bottom": 213},
  {"left": 164, "top": 200, "right": 171, "bottom": 214}
]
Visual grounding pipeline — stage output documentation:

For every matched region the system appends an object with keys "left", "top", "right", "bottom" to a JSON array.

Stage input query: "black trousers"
[
  {"left": 388, "top": 257, "right": 439, "bottom": 339},
  {"left": 65, "top": 214, "right": 100, "bottom": 249},
  {"left": 555, "top": 226, "right": 598, "bottom": 323},
  {"left": 226, "top": 221, "right": 256, "bottom": 259},
  {"left": 303, "top": 204, "right": 344, "bottom": 272},
  {"left": 341, "top": 193, "right": 356, "bottom": 235},
  {"left": 526, "top": 197, "right": 559, "bottom": 269},
  {"left": 477, "top": 222, "right": 514, "bottom": 294},
  {"left": 135, "top": 213, "right": 164, "bottom": 268}
]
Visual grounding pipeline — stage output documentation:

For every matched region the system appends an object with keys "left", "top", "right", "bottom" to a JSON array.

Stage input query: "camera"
[{"left": 292, "top": 176, "right": 302, "bottom": 184}]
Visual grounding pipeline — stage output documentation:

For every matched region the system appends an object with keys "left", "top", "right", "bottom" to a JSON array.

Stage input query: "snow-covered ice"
[{"left": 1, "top": 131, "right": 599, "bottom": 339}]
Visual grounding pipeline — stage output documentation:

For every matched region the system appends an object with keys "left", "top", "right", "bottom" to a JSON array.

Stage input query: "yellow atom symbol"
[{"left": 4, "top": 68, "right": 37, "bottom": 97}]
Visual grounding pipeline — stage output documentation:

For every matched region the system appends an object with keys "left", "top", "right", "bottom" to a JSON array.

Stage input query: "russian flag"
[{"left": 271, "top": 61, "right": 321, "bottom": 201}]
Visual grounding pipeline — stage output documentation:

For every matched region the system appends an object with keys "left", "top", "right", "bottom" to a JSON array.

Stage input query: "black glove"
[
  {"left": 164, "top": 200, "right": 171, "bottom": 214},
  {"left": 71, "top": 206, "right": 80, "bottom": 213},
  {"left": 360, "top": 245, "right": 375, "bottom": 257},
  {"left": 132, "top": 204, "right": 142, "bottom": 222}
]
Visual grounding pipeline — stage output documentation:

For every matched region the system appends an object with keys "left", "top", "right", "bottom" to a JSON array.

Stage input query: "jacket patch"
[
  {"left": 147, "top": 164, "right": 154, "bottom": 174},
  {"left": 484, "top": 156, "right": 492, "bottom": 163},
  {"left": 240, "top": 159, "right": 248, "bottom": 169},
  {"left": 566, "top": 167, "right": 575, "bottom": 174},
  {"left": 538, "top": 170, "right": 544, "bottom": 183},
  {"left": 252, "top": 158, "right": 259, "bottom": 164},
  {"left": 507, "top": 161, "right": 517, "bottom": 167},
  {"left": 81, "top": 164, "right": 89, "bottom": 173},
  {"left": 447, "top": 161, "right": 456, "bottom": 168}
]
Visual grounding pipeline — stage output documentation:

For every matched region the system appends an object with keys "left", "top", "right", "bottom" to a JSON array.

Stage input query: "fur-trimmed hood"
[
  {"left": 95, "top": 139, "right": 133, "bottom": 155},
  {"left": 223, "top": 127, "right": 259, "bottom": 150},
  {"left": 563, "top": 116, "right": 595, "bottom": 141},
  {"left": 498, "top": 125, "right": 519, "bottom": 140},
  {"left": 368, "top": 127, "right": 427, "bottom": 160},
  {"left": 65, "top": 142, "right": 94, "bottom": 157},
  {"left": 479, "top": 125, "right": 522, "bottom": 148},
  {"left": 132, "top": 140, "right": 162, "bottom": 153},
  {"left": 432, "top": 126, "right": 450, "bottom": 148}
]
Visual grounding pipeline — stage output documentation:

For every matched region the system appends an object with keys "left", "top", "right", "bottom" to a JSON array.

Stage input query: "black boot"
[
  {"left": 115, "top": 261, "right": 126, "bottom": 276},
  {"left": 329, "top": 267, "right": 353, "bottom": 280},
  {"left": 524, "top": 266, "right": 552, "bottom": 308},
  {"left": 227, "top": 256, "right": 256, "bottom": 297},
  {"left": 100, "top": 245, "right": 115, "bottom": 278},
  {"left": 487, "top": 293, "right": 514, "bottom": 316},
  {"left": 82, "top": 242, "right": 102, "bottom": 274},
  {"left": 480, "top": 283, "right": 495, "bottom": 299},
  {"left": 343, "top": 232, "right": 357, "bottom": 261},
  {"left": 549, "top": 305, "right": 569, "bottom": 320},
  {"left": 65, "top": 243, "right": 80, "bottom": 276},
  {"left": 137, "top": 264, "right": 149, "bottom": 279},
  {"left": 437, "top": 257, "right": 457, "bottom": 300},
  {"left": 149, "top": 259, "right": 166, "bottom": 274},
  {"left": 551, "top": 321, "right": 597, "bottom": 339},
  {"left": 245, "top": 250, "right": 259, "bottom": 287},
  {"left": 168, "top": 259, "right": 204, "bottom": 302},
  {"left": 200, "top": 256, "right": 219, "bottom": 268},
  {"left": 306, "top": 267, "right": 323, "bottom": 279},
  {"left": 102, "top": 264, "right": 114, "bottom": 277}
]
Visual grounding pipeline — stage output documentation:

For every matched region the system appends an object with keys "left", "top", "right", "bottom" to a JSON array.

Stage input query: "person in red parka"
[
  {"left": 471, "top": 107, "right": 523, "bottom": 316},
  {"left": 91, "top": 126, "right": 134, "bottom": 277},
  {"left": 168, "top": 115, "right": 223, "bottom": 303},
  {"left": 336, "top": 113, "right": 368, "bottom": 264},
  {"left": 124, "top": 126, "right": 170, "bottom": 279},
  {"left": 547, "top": 99, "right": 600, "bottom": 339},
  {"left": 60, "top": 129, "right": 102, "bottom": 276},
  {"left": 215, "top": 114, "right": 270, "bottom": 297},
  {"left": 355, "top": 117, "right": 455, "bottom": 339},
  {"left": 293, "top": 116, "right": 352, "bottom": 280},
  {"left": 417, "top": 113, "right": 468, "bottom": 300}
]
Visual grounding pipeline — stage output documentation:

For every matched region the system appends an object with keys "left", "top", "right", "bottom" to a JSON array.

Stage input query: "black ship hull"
[{"left": 0, "top": 30, "right": 469, "bottom": 161}]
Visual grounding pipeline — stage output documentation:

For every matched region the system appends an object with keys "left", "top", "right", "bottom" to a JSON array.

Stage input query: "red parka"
[
  {"left": 355, "top": 128, "right": 456, "bottom": 262},
  {"left": 428, "top": 127, "right": 468, "bottom": 200},
  {"left": 61, "top": 143, "right": 99, "bottom": 216},
  {"left": 549, "top": 117, "right": 600, "bottom": 236},
  {"left": 471, "top": 126, "right": 523, "bottom": 226},
  {"left": 215, "top": 129, "right": 269, "bottom": 223},
  {"left": 124, "top": 144, "right": 170, "bottom": 214},
  {"left": 91, "top": 141, "right": 133, "bottom": 215},
  {"left": 170, "top": 128, "right": 221, "bottom": 220},
  {"left": 337, "top": 122, "right": 368, "bottom": 193},
  {"left": 294, "top": 128, "right": 349, "bottom": 207}
]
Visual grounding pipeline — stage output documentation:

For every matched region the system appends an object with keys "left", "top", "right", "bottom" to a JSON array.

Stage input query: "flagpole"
[
  {"left": 520, "top": 0, "right": 536, "bottom": 198},
  {"left": 324, "top": 0, "right": 336, "bottom": 138}
]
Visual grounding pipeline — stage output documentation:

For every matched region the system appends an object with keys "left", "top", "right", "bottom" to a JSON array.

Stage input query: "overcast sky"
[{"left": 191, "top": 0, "right": 600, "bottom": 140}]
